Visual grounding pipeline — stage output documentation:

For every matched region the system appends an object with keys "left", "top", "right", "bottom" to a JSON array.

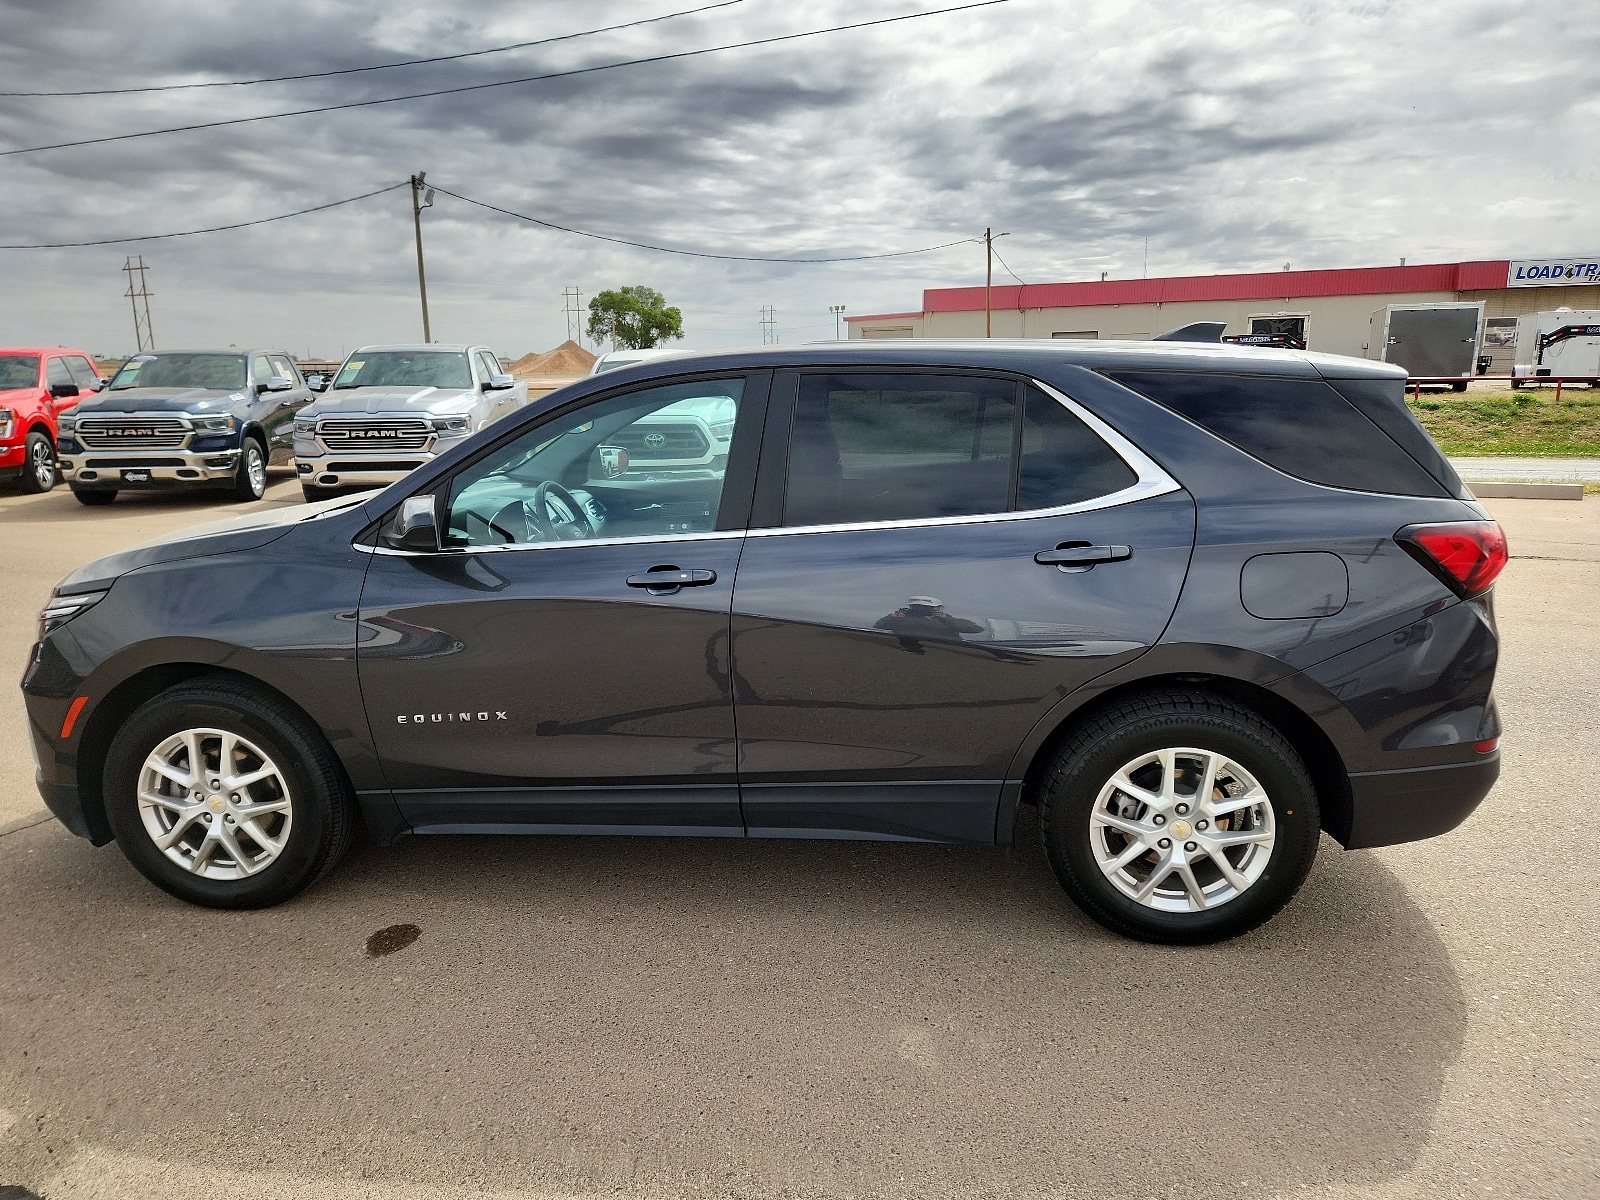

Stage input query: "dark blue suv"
[{"left": 22, "top": 338, "right": 1504, "bottom": 942}]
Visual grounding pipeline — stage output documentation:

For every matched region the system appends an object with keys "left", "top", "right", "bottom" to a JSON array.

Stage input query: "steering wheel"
[{"left": 487, "top": 480, "right": 594, "bottom": 544}]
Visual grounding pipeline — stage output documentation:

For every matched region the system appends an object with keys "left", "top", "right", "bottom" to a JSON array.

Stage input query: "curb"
[{"left": 1471, "top": 483, "right": 1585, "bottom": 500}]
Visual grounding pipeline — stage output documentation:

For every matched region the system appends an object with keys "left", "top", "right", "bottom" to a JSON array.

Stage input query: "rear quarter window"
[{"left": 1106, "top": 371, "right": 1448, "bottom": 497}]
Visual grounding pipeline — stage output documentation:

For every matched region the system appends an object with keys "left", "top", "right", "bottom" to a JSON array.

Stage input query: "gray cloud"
[{"left": 0, "top": 0, "right": 1596, "bottom": 357}]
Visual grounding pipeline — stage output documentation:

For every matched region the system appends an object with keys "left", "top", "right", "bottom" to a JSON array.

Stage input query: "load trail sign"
[{"left": 1507, "top": 258, "right": 1600, "bottom": 287}]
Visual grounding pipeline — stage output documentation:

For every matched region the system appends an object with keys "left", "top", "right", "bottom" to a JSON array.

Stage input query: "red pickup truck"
[{"left": 0, "top": 347, "right": 104, "bottom": 493}]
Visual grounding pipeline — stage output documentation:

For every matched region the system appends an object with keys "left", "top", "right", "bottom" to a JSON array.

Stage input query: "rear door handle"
[
  {"left": 1034, "top": 544, "right": 1131, "bottom": 565},
  {"left": 626, "top": 568, "right": 717, "bottom": 589}
]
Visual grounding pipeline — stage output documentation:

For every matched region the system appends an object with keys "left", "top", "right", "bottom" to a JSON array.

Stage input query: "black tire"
[
  {"left": 72, "top": 487, "right": 117, "bottom": 506},
  {"left": 1451, "top": 381, "right": 1468, "bottom": 393},
  {"left": 231, "top": 436, "right": 267, "bottom": 502},
  {"left": 103, "top": 679, "right": 356, "bottom": 908},
  {"left": 18, "top": 429, "right": 57, "bottom": 493},
  {"left": 301, "top": 483, "right": 339, "bottom": 503},
  {"left": 1039, "top": 690, "right": 1320, "bottom": 944}
]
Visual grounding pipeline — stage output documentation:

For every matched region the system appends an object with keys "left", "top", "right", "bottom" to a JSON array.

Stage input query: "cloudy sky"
[{"left": 0, "top": 0, "right": 1595, "bottom": 359}]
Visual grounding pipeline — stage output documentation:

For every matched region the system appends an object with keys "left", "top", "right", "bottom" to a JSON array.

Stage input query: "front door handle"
[
  {"left": 626, "top": 568, "right": 717, "bottom": 589},
  {"left": 1034, "top": 544, "right": 1131, "bottom": 566}
]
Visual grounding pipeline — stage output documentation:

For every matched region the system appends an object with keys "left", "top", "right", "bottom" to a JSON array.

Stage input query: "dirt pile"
[{"left": 509, "top": 340, "right": 596, "bottom": 377}]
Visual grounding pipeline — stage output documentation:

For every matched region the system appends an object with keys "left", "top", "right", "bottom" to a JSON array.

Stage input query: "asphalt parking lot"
[{"left": 0, "top": 478, "right": 1595, "bottom": 1200}]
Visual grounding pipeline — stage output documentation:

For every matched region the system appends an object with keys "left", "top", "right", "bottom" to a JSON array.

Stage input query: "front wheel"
[
  {"left": 103, "top": 680, "right": 356, "bottom": 908},
  {"left": 19, "top": 430, "right": 57, "bottom": 493},
  {"left": 231, "top": 437, "right": 267, "bottom": 502},
  {"left": 1039, "top": 691, "right": 1320, "bottom": 944}
]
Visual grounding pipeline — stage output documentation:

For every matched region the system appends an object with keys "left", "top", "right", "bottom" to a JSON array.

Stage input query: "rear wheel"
[
  {"left": 1039, "top": 691, "right": 1320, "bottom": 944},
  {"left": 72, "top": 487, "right": 116, "bottom": 506},
  {"left": 103, "top": 680, "right": 356, "bottom": 908},
  {"left": 19, "top": 430, "right": 57, "bottom": 493},
  {"left": 231, "top": 437, "right": 267, "bottom": 502}
]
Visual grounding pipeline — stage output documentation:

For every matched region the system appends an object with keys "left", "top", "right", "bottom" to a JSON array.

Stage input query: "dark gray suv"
[{"left": 23, "top": 338, "right": 1504, "bottom": 942}]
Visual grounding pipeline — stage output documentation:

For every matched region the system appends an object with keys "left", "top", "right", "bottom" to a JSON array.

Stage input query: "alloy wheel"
[
  {"left": 32, "top": 437, "right": 55, "bottom": 489},
  {"left": 136, "top": 727, "right": 294, "bottom": 879},
  {"left": 246, "top": 444, "right": 266, "bottom": 496},
  {"left": 1088, "top": 746, "right": 1276, "bottom": 913}
]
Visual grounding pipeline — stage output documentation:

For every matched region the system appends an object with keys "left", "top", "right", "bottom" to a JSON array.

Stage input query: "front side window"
[
  {"left": 251, "top": 355, "right": 273, "bottom": 386},
  {"left": 268, "top": 354, "right": 299, "bottom": 384},
  {"left": 445, "top": 378, "right": 745, "bottom": 548},
  {"left": 63, "top": 356, "right": 101, "bottom": 389},
  {"left": 109, "top": 353, "right": 246, "bottom": 391},
  {"left": 0, "top": 355, "right": 39, "bottom": 390},
  {"left": 46, "top": 357, "right": 73, "bottom": 388},
  {"left": 475, "top": 350, "right": 502, "bottom": 384},
  {"left": 335, "top": 350, "right": 473, "bottom": 390}
]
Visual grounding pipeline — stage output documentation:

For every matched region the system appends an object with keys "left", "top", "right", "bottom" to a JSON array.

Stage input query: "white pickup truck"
[{"left": 293, "top": 344, "right": 528, "bottom": 501}]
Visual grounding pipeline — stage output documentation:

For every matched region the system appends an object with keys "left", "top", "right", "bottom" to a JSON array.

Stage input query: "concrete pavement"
[
  {"left": 0, "top": 483, "right": 1595, "bottom": 1199},
  {"left": 1452, "top": 456, "right": 1600, "bottom": 484}
]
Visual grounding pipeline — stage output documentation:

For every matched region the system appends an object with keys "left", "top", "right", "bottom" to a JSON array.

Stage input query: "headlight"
[
  {"left": 38, "top": 589, "right": 108, "bottom": 641},
  {"left": 431, "top": 415, "right": 470, "bottom": 433},
  {"left": 294, "top": 417, "right": 317, "bottom": 434},
  {"left": 707, "top": 420, "right": 734, "bottom": 441},
  {"left": 0, "top": 408, "right": 13, "bottom": 439},
  {"left": 57, "top": 408, "right": 77, "bottom": 433},
  {"left": 191, "top": 415, "right": 237, "bottom": 433}
]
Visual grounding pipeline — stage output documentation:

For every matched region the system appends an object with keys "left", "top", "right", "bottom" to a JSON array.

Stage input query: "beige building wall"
[{"left": 849, "top": 282, "right": 1600, "bottom": 368}]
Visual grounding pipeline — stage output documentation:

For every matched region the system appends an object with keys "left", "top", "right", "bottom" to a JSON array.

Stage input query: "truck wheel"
[
  {"left": 102, "top": 679, "right": 356, "bottom": 908},
  {"left": 19, "top": 430, "right": 57, "bottom": 493},
  {"left": 1038, "top": 690, "right": 1320, "bottom": 944},
  {"left": 231, "top": 437, "right": 267, "bottom": 502},
  {"left": 72, "top": 487, "right": 117, "bottom": 506},
  {"left": 1451, "top": 382, "right": 1468, "bottom": 392}
]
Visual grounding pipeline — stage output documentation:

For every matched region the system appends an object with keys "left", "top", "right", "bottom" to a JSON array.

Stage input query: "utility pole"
[
  {"left": 985, "top": 227, "right": 993, "bottom": 338},
  {"left": 122, "top": 256, "right": 155, "bottom": 351},
  {"left": 759, "top": 305, "right": 778, "bottom": 345},
  {"left": 562, "top": 286, "right": 584, "bottom": 343},
  {"left": 829, "top": 304, "right": 846, "bottom": 340},
  {"left": 410, "top": 172, "right": 434, "bottom": 343}
]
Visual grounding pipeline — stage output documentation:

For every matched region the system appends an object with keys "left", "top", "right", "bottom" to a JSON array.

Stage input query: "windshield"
[
  {"left": 334, "top": 351, "right": 472, "bottom": 390},
  {"left": 109, "top": 353, "right": 246, "bottom": 391},
  {"left": 0, "top": 355, "right": 39, "bottom": 390}
]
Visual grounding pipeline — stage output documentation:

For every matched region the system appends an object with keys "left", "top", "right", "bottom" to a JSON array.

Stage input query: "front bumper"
[
  {"left": 295, "top": 454, "right": 432, "bottom": 489},
  {"left": 57, "top": 446, "right": 240, "bottom": 488},
  {"left": 1341, "top": 754, "right": 1499, "bottom": 849}
]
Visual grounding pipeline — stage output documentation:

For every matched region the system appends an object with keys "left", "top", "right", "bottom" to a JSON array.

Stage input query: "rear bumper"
[
  {"left": 1341, "top": 754, "right": 1499, "bottom": 849},
  {"left": 58, "top": 447, "right": 240, "bottom": 488}
]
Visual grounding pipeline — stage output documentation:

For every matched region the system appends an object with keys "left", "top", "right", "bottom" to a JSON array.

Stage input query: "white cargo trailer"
[
  {"left": 1510, "top": 309, "right": 1600, "bottom": 387},
  {"left": 1367, "top": 302, "right": 1485, "bottom": 389}
]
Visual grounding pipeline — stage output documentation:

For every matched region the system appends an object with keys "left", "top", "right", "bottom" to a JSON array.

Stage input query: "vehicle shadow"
[
  {"left": 0, "top": 472, "right": 304, "bottom": 524},
  {"left": 0, "top": 811, "right": 1464, "bottom": 1199}
]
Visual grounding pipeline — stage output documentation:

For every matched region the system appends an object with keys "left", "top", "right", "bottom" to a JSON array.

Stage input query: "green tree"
[{"left": 586, "top": 286, "right": 684, "bottom": 350}]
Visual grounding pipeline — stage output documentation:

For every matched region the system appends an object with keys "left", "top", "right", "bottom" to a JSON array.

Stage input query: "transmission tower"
[
  {"left": 122, "top": 256, "right": 155, "bottom": 351},
  {"left": 759, "top": 304, "right": 778, "bottom": 345},
  {"left": 561, "top": 286, "right": 584, "bottom": 343}
]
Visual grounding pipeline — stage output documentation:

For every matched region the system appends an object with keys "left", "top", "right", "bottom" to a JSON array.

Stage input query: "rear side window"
[
  {"left": 1328, "top": 377, "right": 1468, "bottom": 499},
  {"left": 1018, "top": 385, "right": 1136, "bottom": 509},
  {"left": 1107, "top": 371, "right": 1447, "bottom": 497},
  {"left": 783, "top": 373, "right": 1017, "bottom": 526}
]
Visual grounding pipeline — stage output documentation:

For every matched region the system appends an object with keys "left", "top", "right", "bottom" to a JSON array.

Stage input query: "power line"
[
  {"left": 0, "top": 1, "right": 745, "bottom": 98},
  {"left": 992, "top": 244, "right": 1026, "bottom": 284},
  {"left": 430, "top": 183, "right": 981, "bottom": 262},
  {"left": 0, "top": 182, "right": 409, "bottom": 248},
  {"left": 0, "top": 1, "right": 1016, "bottom": 159}
]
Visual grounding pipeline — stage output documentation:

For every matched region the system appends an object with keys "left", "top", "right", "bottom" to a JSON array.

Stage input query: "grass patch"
[{"left": 1408, "top": 386, "right": 1600, "bottom": 457}]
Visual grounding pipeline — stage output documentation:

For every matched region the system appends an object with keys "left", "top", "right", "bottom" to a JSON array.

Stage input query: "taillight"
[{"left": 1395, "top": 520, "right": 1508, "bottom": 598}]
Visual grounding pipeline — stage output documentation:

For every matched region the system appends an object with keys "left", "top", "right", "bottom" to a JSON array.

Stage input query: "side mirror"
[
  {"left": 305, "top": 374, "right": 326, "bottom": 391},
  {"left": 594, "top": 446, "right": 630, "bottom": 479},
  {"left": 50, "top": 381, "right": 80, "bottom": 399},
  {"left": 486, "top": 374, "right": 515, "bottom": 391},
  {"left": 260, "top": 375, "right": 294, "bottom": 393},
  {"left": 383, "top": 495, "right": 441, "bottom": 552}
]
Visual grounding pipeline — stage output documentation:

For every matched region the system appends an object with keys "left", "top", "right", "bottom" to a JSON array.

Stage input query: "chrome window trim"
[
  {"left": 357, "top": 528, "right": 745, "bottom": 558},
  {"left": 745, "top": 376, "right": 1180, "bottom": 539},
  {"left": 355, "top": 376, "right": 1180, "bottom": 557}
]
